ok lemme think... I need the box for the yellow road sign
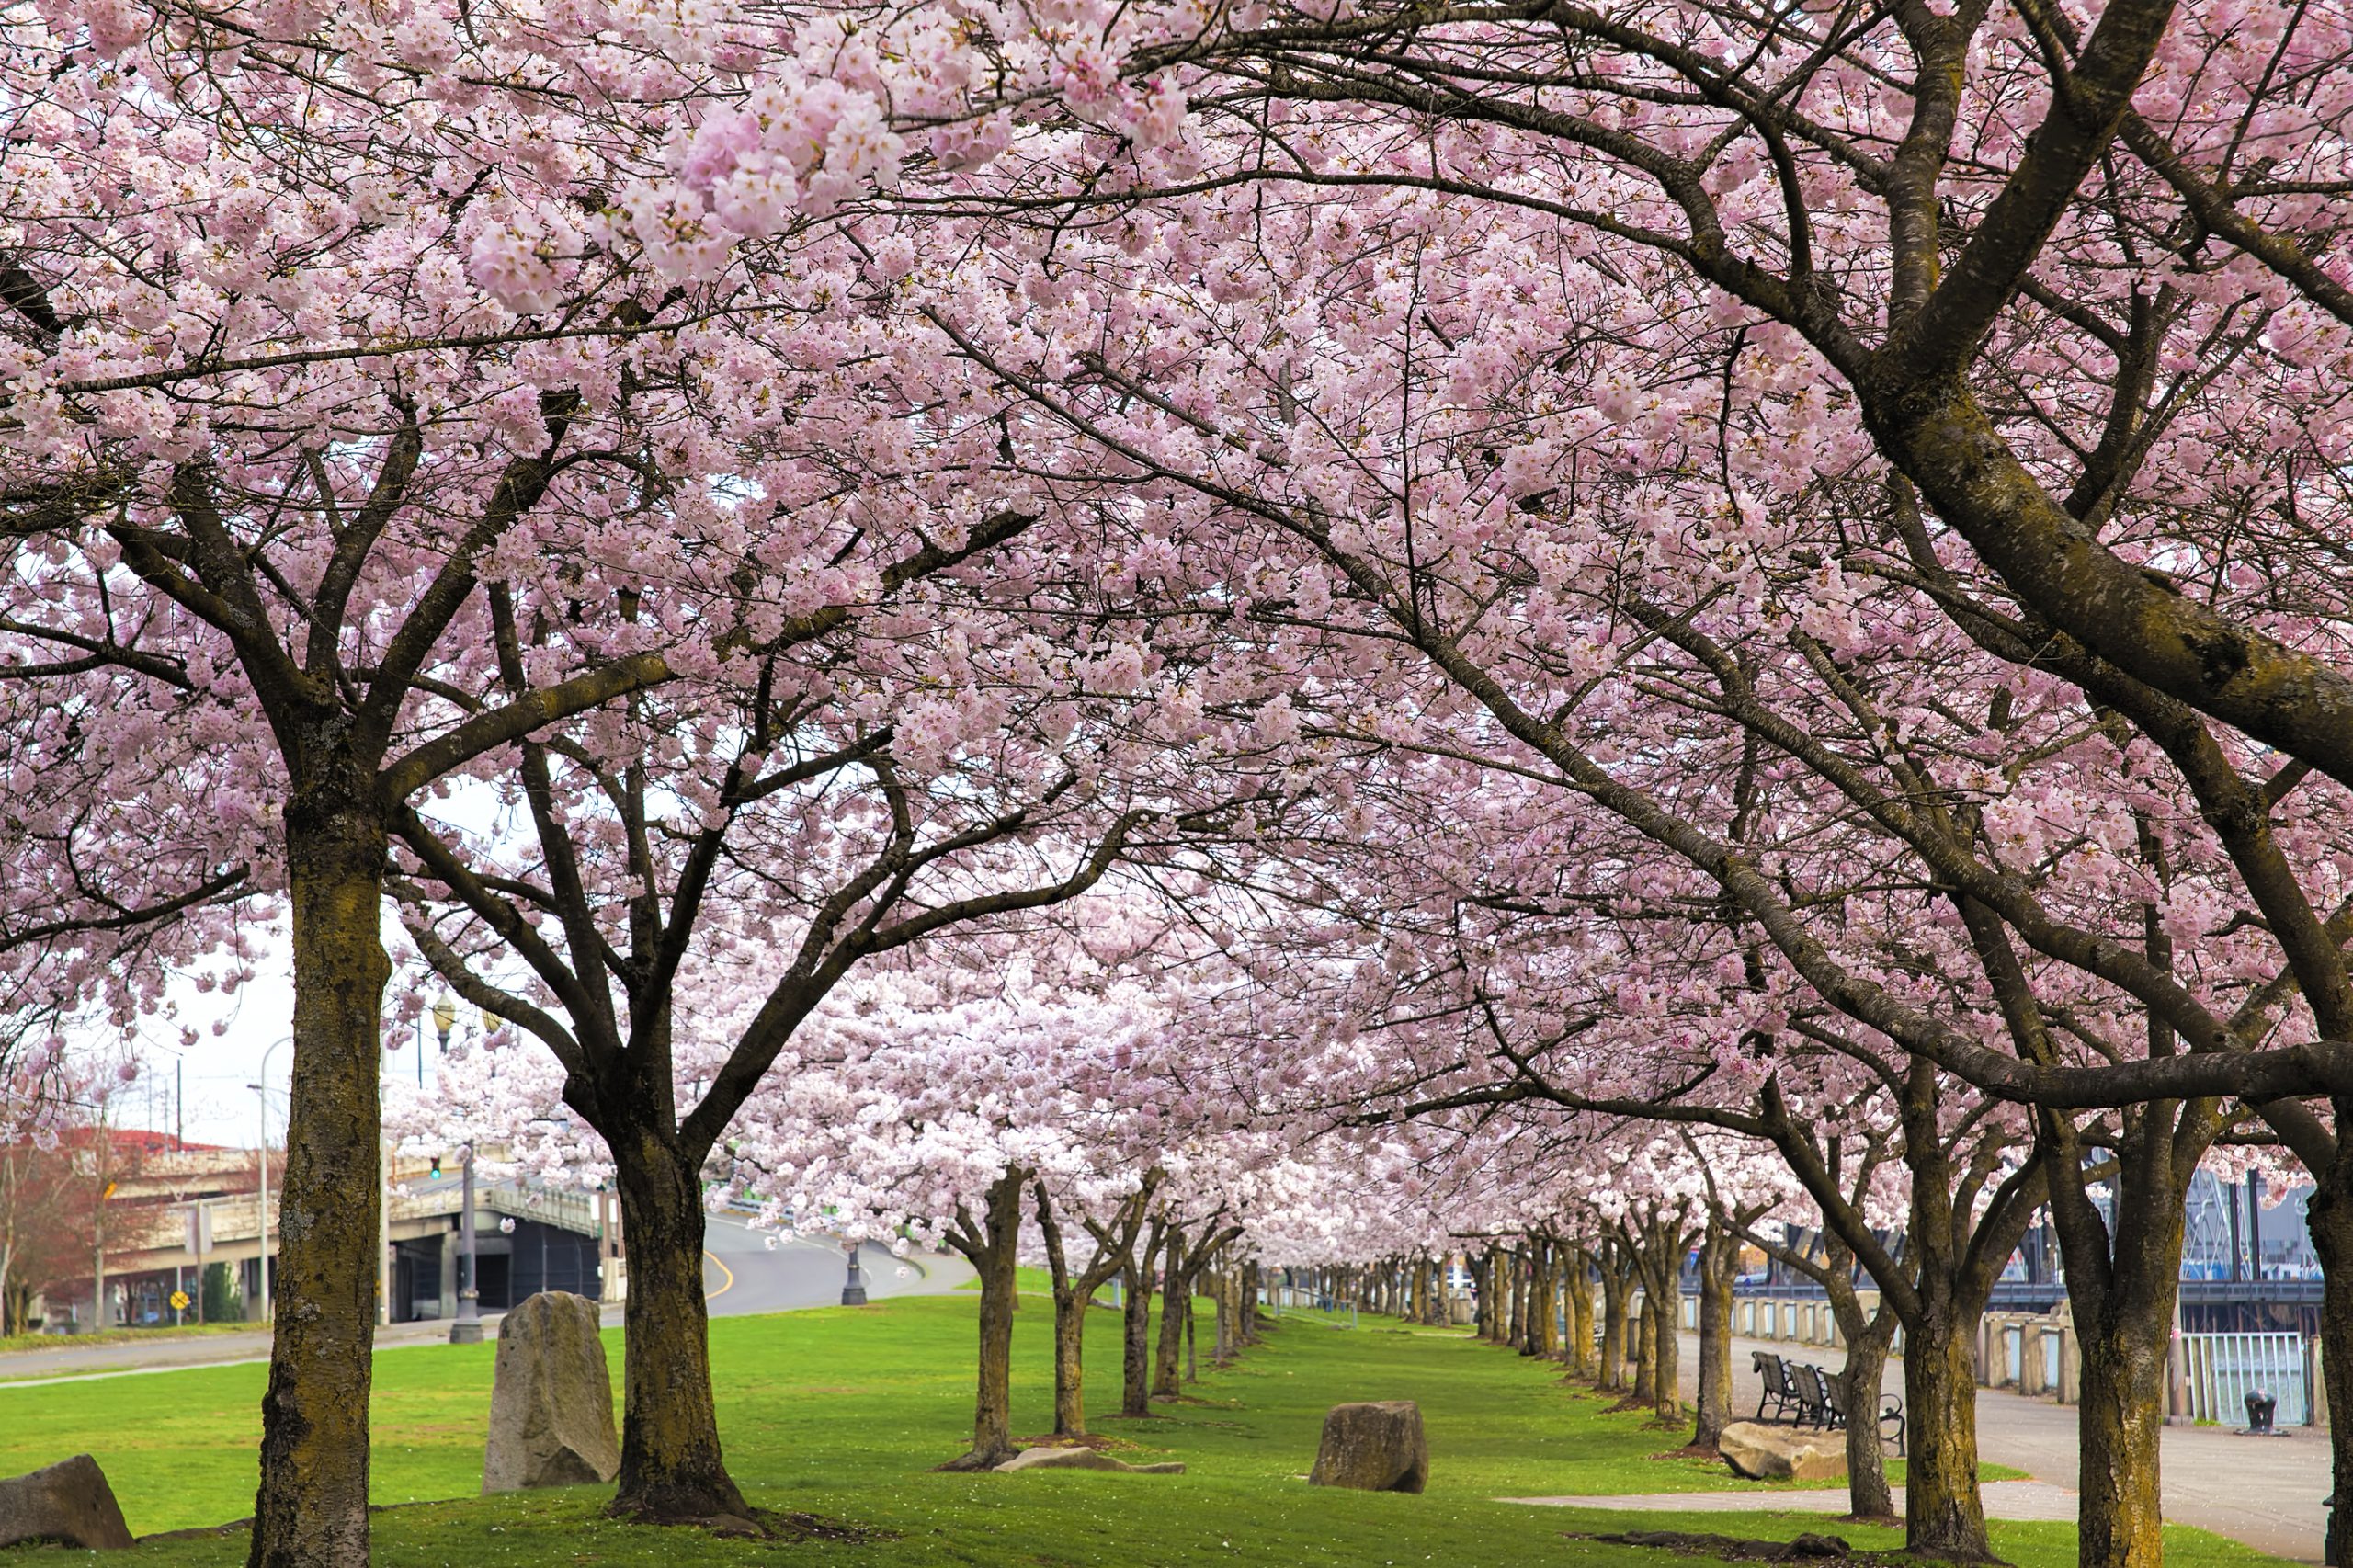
[169,1290,190,1312]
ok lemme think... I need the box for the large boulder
[1719,1422,1847,1483]
[0,1454,135,1550]
[1307,1401,1427,1494]
[995,1446,1184,1475]
[483,1291,621,1493]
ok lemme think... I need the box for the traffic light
[430,1154,443,1178]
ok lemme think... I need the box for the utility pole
[90,1114,108,1333]
[248,1037,287,1323]
[449,1145,482,1344]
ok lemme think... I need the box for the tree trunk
[1650,1287,1680,1424]
[1514,1251,1534,1350]
[2311,1173,2353,1568]
[1567,1250,1597,1376]
[1050,1283,1087,1437]
[1526,1242,1556,1357]
[1691,1226,1735,1451]
[1185,1282,1198,1381]
[1153,1231,1186,1398]
[607,1131,745,1522]
[1838,1323,1898,1521]
[2073,1281,2172,1568]
[1903,1301,1994,1562]
[942,1172,1024,1471]
[1597,1258,1632,1392]
[247,804,390,1568]
[1031,1182,1105,1439]
[2042,1110,2196,1568]
[1120,1224,1160,1418]
[1632,1297,1657,1403]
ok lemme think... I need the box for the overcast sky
[123,915,460,1151]
[119,792,508,1149]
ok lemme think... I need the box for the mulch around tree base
[1571,1529,1892,1566]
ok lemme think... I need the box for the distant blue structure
[1731,1169,2320,1335]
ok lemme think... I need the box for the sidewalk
[0,1309,595,1387]
[1506,1478,2084,1522]
[1677,1328,2328,1562]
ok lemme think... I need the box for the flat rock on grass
[1719,1422,1846,1483]
[0,1454,135,1551]
[995,1447,1184,1475]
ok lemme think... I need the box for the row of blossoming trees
[7,0,2353,1562]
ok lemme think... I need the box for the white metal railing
[2181,1331,2309,1426]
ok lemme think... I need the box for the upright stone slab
[1307,1401,1427,1494]
[483,1291,621,1493]
[0,1454,135,1550]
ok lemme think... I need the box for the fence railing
[2180,1330,2309,1426]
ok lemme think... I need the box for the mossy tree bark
[608,1131,745,1521]
[1566,1247,1597,1377]
[1690,1221,1738,1451]
[1631,1291,1657,1404]
[2311,1172,2353,1568]
[1120,1217,1164,1418]
[250,798,391,1568]
[1647,1284,1679,1425]
[1514,1248,1535,1351]
[1524,1240,1557,1357]
[1595,1242,1635,1392]
[1153,1226,1188,1398]
[1836,1324,1898,1521]
[1035,1174,1159,1438]
[1902,1291,1991,1560]
[1625,1209,1695,1425]
[2029,1024,2215,1568]
[941,1170,1026,1471]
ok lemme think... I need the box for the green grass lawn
[0,1293,2293,1568]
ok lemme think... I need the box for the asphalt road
[0,1217,972,1387]
[699,1216,969,1313]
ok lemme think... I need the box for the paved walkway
[1672,1329,2329,1562]
[1505,1478,2084,1522]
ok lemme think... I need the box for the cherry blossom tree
[0,1,979,1553]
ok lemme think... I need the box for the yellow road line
[704,1249,735,1301]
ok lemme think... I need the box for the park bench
[1810,1363,1909,1456]
[1751,1351,1800,1422]
[1789,1361,1836,1429]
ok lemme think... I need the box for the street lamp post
[247,1036,289,1324]
[841,1240,869,1307]
[449,1143,482,1344]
